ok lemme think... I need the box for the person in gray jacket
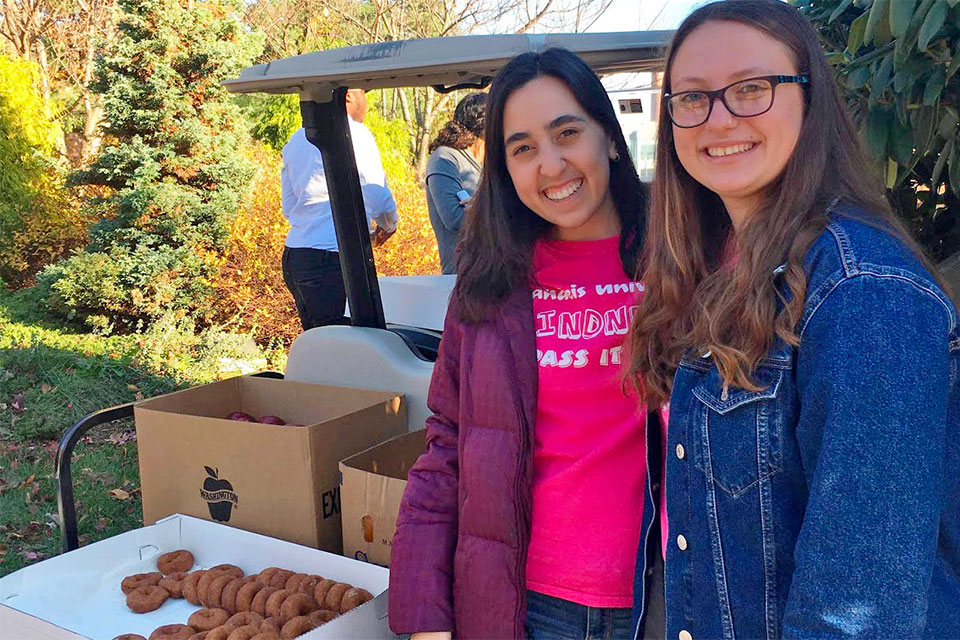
[425,92,486,274]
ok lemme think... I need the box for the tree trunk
[78,5,110,165]
[35,38,51,118]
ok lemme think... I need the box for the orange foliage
[372,153,442,277]
[210,145,299,344]
[211,143,439,345]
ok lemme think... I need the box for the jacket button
[679,631,693,640]
[677,534,688,551]
[676,443,685,459]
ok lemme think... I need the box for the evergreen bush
[41,0,263,328]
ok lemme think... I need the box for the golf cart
[52,30,671,559]
[222,30,673,424]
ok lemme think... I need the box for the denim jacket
[631,204,960,639]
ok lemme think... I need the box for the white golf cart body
[223,32,672,431]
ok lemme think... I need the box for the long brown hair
[627,0,944,407]
[456,48,648,323]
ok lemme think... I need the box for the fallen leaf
[126,384,140,392]
[82,469,115,485]
[40,383,52,394]
[109,488,130,500]
[10,393,25,415]
[107,432,135,446]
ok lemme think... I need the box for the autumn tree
[244,0,614,176]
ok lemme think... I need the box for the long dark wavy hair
[428,92,486,153]
[455,47,648,323]
[627,0,950,407]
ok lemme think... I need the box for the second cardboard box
[340,430,426,566]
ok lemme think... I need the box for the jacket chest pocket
[683,359,787,497]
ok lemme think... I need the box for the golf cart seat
[284,325,435,432]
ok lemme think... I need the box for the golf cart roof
[223,31,672,99]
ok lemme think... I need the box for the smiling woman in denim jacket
[627,1,960,639]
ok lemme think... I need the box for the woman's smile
[542,177,584,202]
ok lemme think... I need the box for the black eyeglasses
[663,75,809,128]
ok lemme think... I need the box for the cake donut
[156,550,194,575]
[189,608,230,631]
[126,584,169,613]
[121,572,163,595]
[149,625,194,640]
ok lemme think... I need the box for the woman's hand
[410,633,452,640]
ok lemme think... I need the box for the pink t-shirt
[524,235,648,608]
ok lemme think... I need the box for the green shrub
[799,0,960,261]
[41,0,263,328]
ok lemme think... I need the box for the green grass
[1,287,184,441]
[0,427,142,577]
[0,286,283,578]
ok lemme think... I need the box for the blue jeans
[525,591,634,640]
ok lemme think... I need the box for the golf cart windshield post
[301,87,387,329]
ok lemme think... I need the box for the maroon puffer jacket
[389,287,537,639]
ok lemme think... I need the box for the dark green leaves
[890,0,917,38]
[870,53,894,103]
[924,65,947,104]
[830,0,856,23]
[848,11,869,52]
[918,0,948,50]
[865,0,891,45]
[865,107,891,158]
[806,0,960,262]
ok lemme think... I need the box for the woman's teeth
[706,142,756,157]
[544,179,583,201]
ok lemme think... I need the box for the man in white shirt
[281,89,398,329]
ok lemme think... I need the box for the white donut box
[0,514,399,640]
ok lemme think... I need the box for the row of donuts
[115,550,374,640]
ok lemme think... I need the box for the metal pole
[299,88,386,329]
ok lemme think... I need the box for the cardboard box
[0,514,400,639]
[340,430,426,566]
[135,376,406,553]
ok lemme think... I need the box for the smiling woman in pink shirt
[389,48,666,640]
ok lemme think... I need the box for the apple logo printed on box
[200,466,239,522]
